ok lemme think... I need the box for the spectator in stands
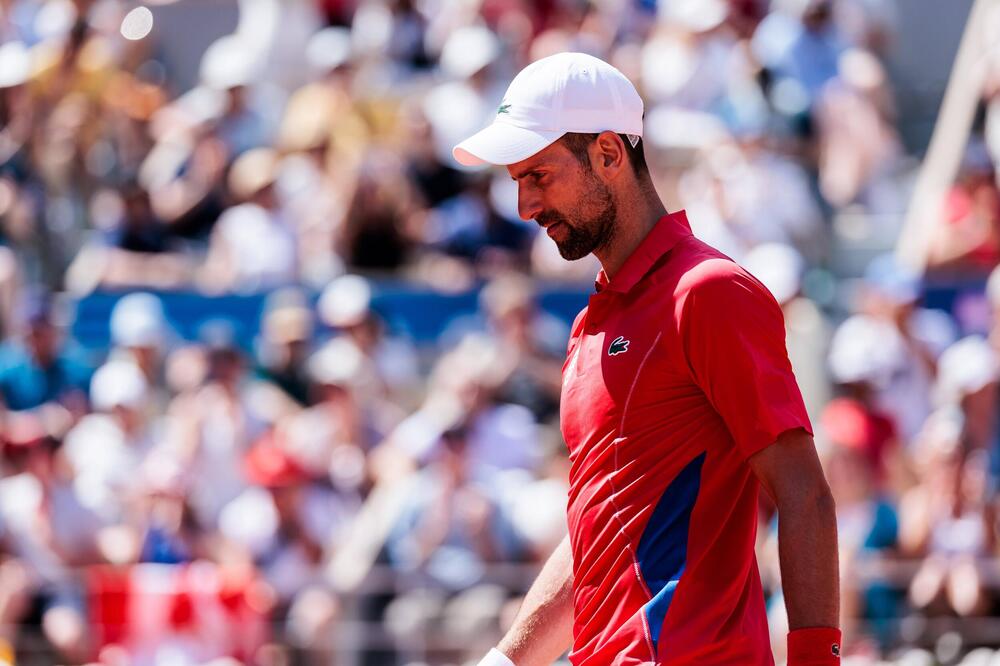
[902,338,1000,619]
[172,321,274,529]
[836,0,899,56]
[107,291,173,412]
[826,312,917,500]
[109,181,171,255]
[501,426,570,561]
[424,24,503,155]
[350,0,430,72]
[198,35,273,158]
[0,412,98,663]
[340,153,423,271]
[285,336,368,485]
[821,403,902,651]
[935,337,1000,462]
[478,272,565,422]
[62,358,154,524]
[762,0,845,108]
[256,289,315,408]
[640,0,735,112]
[383,425,524,658]
[218,439,349,660]
[902,443,996,619]
[677,132,823,260]
[72,181,192,291]
[317,273,420,413]
[0,292,91,415]
[276,26,360,287]
[855,254,957,443]
[199,148,298,293]
[926,143,1000,276]
[0,41,33,174]
[134,453,199,566]
[814,49,903,211]
[141,119,231,243]
[389,334,540,474]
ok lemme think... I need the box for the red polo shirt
[560,211,811,665]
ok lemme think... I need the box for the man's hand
[492,535,574,666]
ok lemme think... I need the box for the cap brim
[453,122,565,167]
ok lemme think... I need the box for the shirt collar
[594,210,693,294]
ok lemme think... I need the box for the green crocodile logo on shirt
[497,103,511,115]
[608,336,630,356]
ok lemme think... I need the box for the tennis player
[454,53,841,666]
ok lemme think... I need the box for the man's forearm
[496,535,575,666]
[777,484,840,630]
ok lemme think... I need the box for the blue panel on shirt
[637,451,706,650]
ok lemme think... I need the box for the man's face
[27,320,57,365]
[507,138,617,261]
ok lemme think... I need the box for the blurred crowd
[2,0,1000,664]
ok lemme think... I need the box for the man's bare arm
[748,428,840,630]
[493,535,575,666]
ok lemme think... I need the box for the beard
[536,175,617,261]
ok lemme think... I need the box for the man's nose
[517,185,542,222]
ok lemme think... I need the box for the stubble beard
[539,175,618,261]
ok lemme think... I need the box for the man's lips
[545,222,564,238]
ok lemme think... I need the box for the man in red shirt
[454,52,840,665]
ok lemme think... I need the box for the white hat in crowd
[440,25,500,80]
[110,292,168,349]
[743,243,805,306]
[200,35,261,90]
[306,27,353,74]
[91,359,148,412]
[659,0,729,33]
[453,52,644,166]
[308,336,364,387]
[0,42,30,89]
[827,314,905,388]
[318,275,372,328]
[936,336,1000,403]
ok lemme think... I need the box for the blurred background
[0,0,999,664]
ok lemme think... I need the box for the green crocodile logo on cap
[497,103,511,115]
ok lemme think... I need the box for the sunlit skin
[506,131,667,279]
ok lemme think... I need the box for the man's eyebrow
[510,166,545,181]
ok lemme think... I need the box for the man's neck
[594,191,668,279]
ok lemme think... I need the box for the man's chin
[555,242,592,261]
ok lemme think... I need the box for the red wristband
[787,627,842,665]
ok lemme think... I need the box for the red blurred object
[1,412,47,449]
[244,435,309,488]
[941,183,1000,269]
[316,0,356,26]
[820,397,896,480]
[88,563,270,662]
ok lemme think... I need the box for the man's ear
[591,131,626,178]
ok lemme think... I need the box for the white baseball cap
[453,52,644,167]
[936,336,1000,402]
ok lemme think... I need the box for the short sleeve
[680,264,812,459]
